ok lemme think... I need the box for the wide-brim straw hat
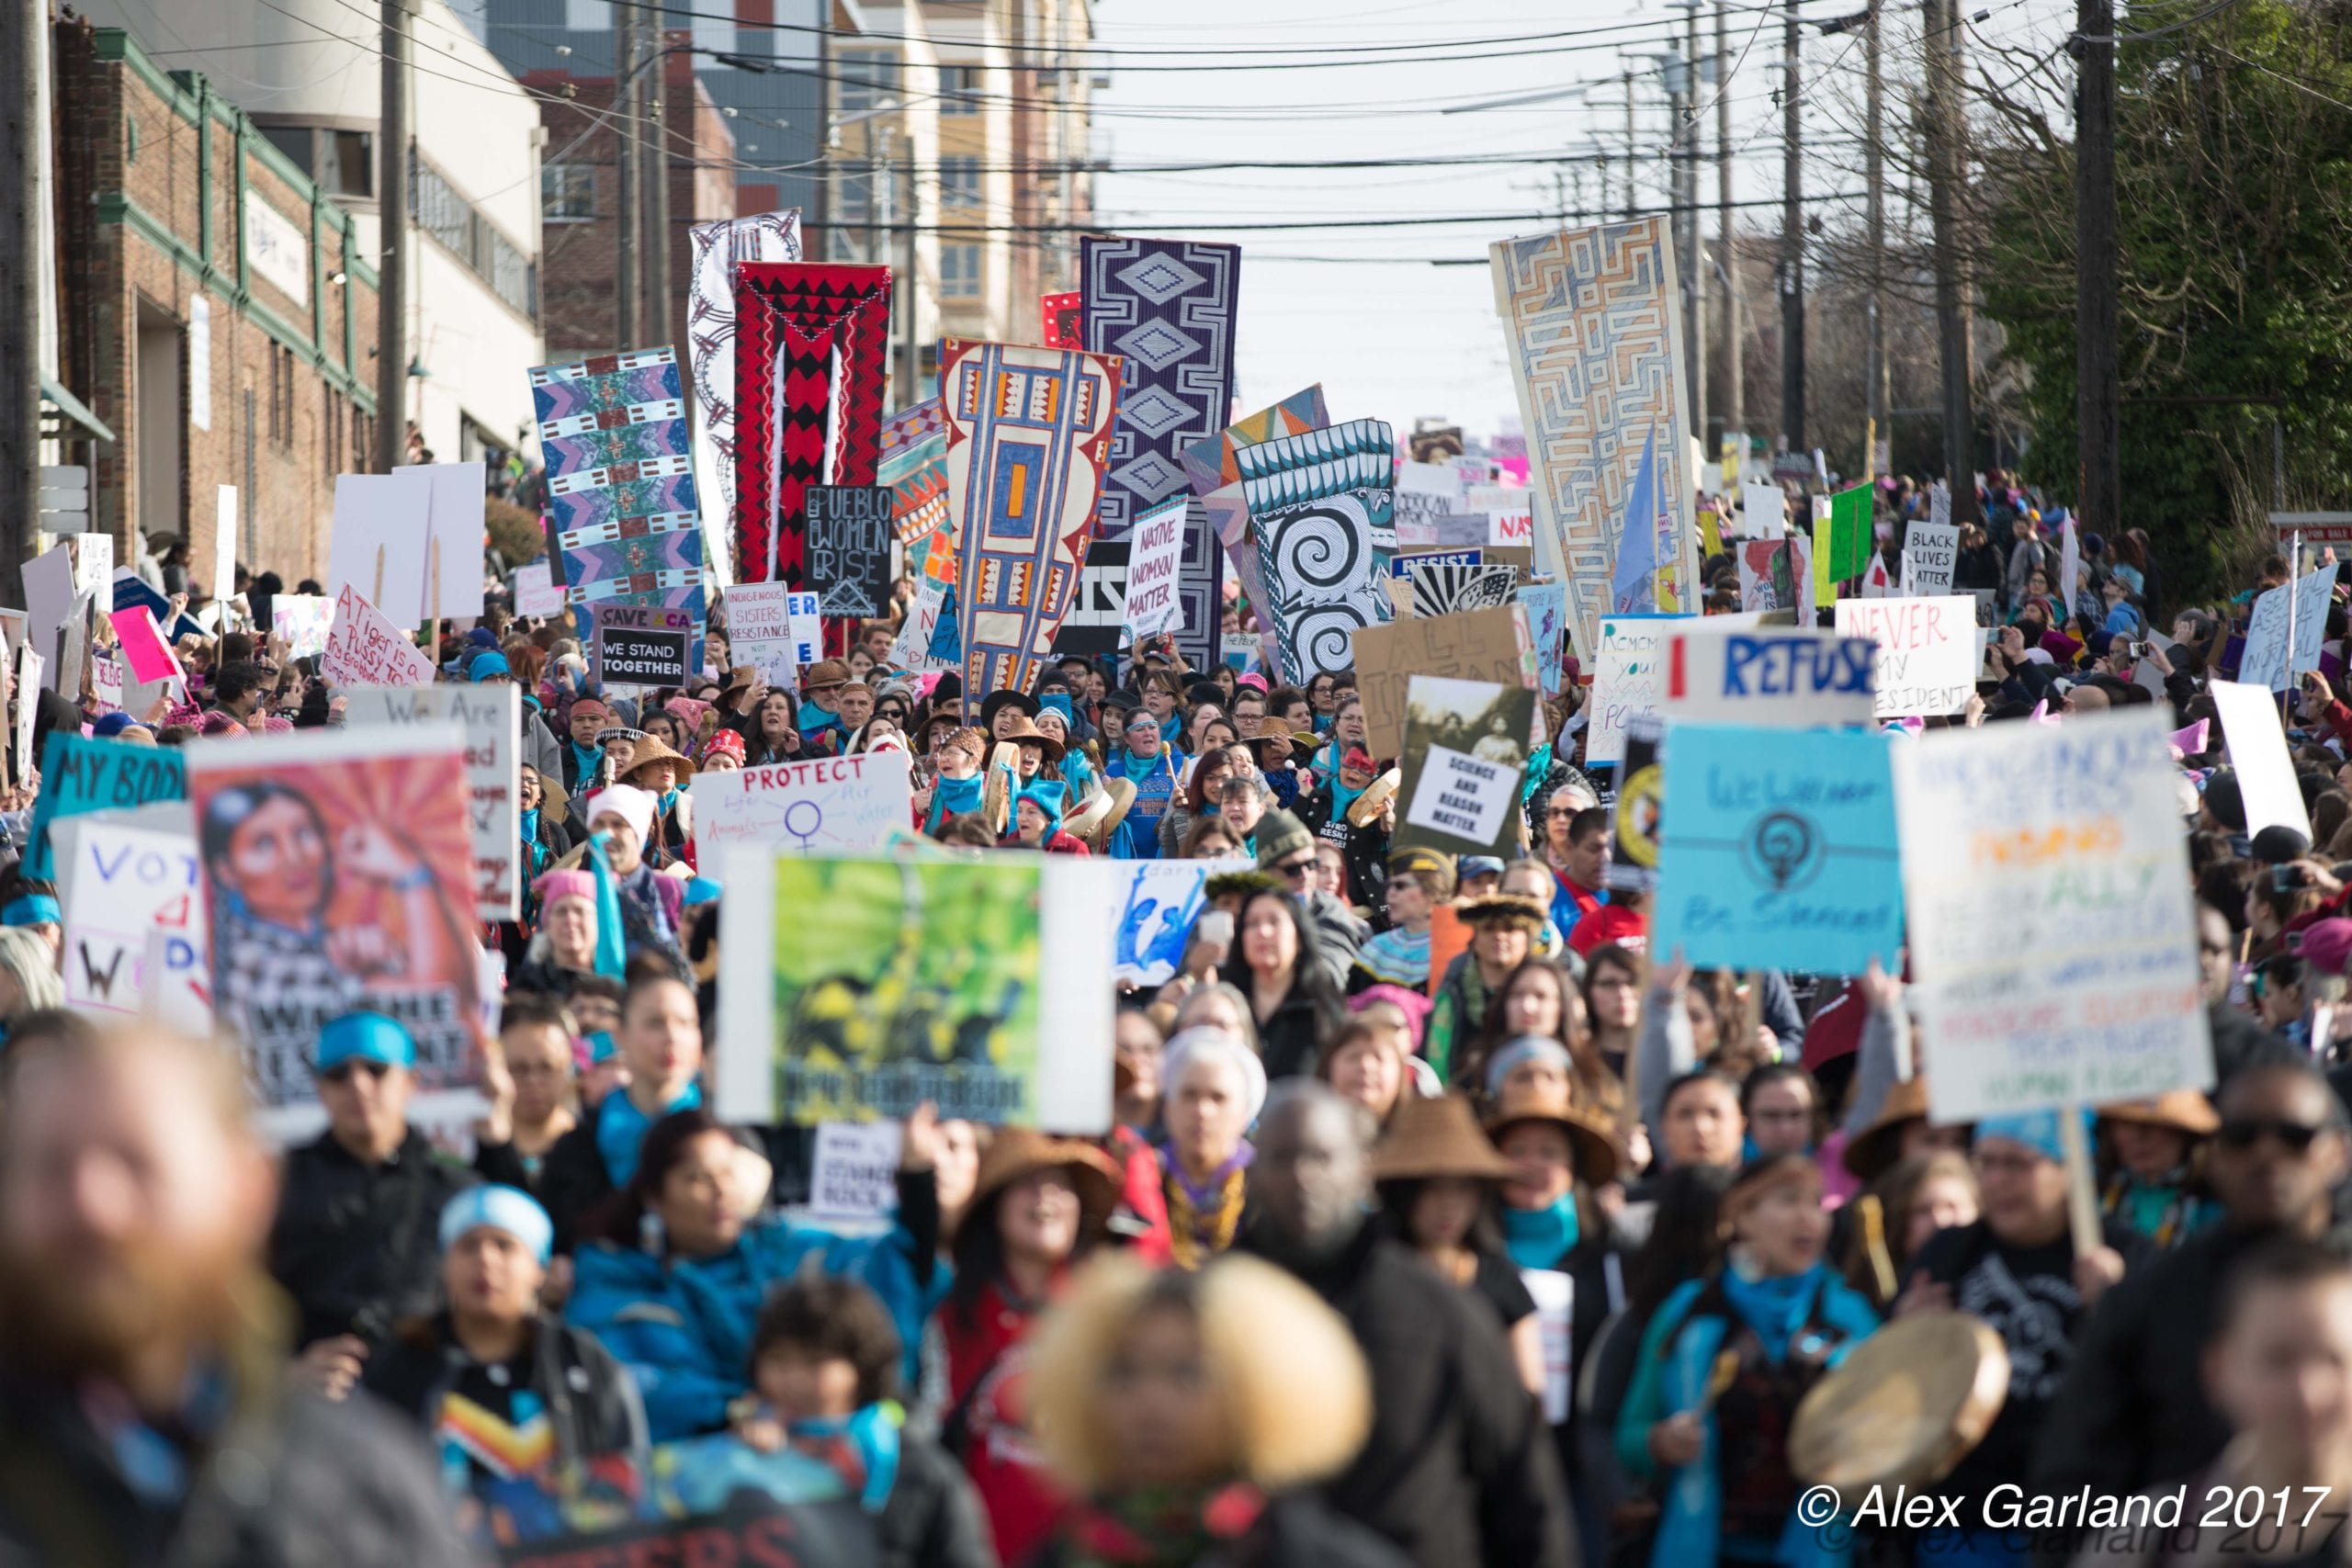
[617,732,697,783]
[1484,1083,1622,1187]
[1843,1075,1939,1182]
[1373,1093,1519,1183]
[1455,893,1550,931]
[2098,1088,2219,1137]
[960,1128,1122,1242]
[994,714,1067,761]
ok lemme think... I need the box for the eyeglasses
[1273,856,1316,881]
[2218,1118,2329,1154]
[319,1059,392,1086]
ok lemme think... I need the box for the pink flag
[107,607,183,686]
[2171,718,2210,757]
[2030,698,2063,728]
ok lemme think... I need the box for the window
[319,130,373,199]
[268,344,295,450]
[413,156,538,319]
[840,50,899,115]
[541,162,596,223]
[323,386,343,477]
[939,153,981,207]
[940,242,981,299]
[940,63,981,116]
[259,124,310,172]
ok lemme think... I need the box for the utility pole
[615,3,639,351]
[1780,0,1805,450]
[1923,0,1982,521]
[1684,3,1707,443]
[2,0,40,577]
[900,137,920,403]
[1865,0,1888,479]
[2075,0,2120,536]
[645,12,672,352]
[1623,69,1637,220]
[1718,0,1743,457]
[375,0,410,471]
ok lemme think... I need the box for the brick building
[53,19,381,585]
[532,46,738,362]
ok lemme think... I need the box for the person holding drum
[1615,1153,1881,1567]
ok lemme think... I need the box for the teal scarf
[594,1079,702,1188]
[567,738,602,782]
[1502,1197,1579,1269]
[1719,1258,1829,1362]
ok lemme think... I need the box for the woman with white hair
[0,927,62,1043]
[1154,1028,1268,1270]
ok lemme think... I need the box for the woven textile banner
[528,347,707,652]
[941,339,1125,700]
[732,263,893,588]
[685,209,801,528]
[1241,419,1396,684]
[1490,220,1697,661]
[1080,238,1239,670]
[877,399,954,588]
[1181,385,1329,667]
[1041,290,1082,349]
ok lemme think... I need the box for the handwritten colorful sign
[1660,625,1877,728]
[1834,595,1976,717]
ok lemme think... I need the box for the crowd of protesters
[8,461,2352,1568]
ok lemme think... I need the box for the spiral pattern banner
[1255,492,1392,684]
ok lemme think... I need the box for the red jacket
[942,1276,1068,1566]
[1567,902,1647,958]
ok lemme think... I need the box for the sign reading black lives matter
[807,484,896,619]
[1393,672,1539,859]
[590,603,693,687]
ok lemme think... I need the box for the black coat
[534,1118,619,1258]
[873,1433,998,1568]
[268,1130,477,1350]
[1028,1492,1410,1568]
[1235,1224,1577,1568]
[360,1312,646,1471]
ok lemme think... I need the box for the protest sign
[1904,521,1959,597]
[326,470,433,627]
[24,734,187,880]
[1835,595,1976,717]
[1123,496,1187,642]
[889,584,953,671]
[2238,561,2340,692]
[1351,604,1534,757]
[1408,561,1518,619]
[1392,548,1483,579]
[1736,533,1813,619]
[491,1495,875,1568]
[1660,624,1877,728]
[70,533,113,603]
[1652,721,1901,974]
[107,605,182,686]
[323,584,435,689]
[1608,718,1664,894]
[392,459,489,619]
[806,484,896,619]
[512,559,564,618]
[1394,460,1464,550]
[1518,581,1568,699]
[1588,615,1682,767]
[805,1122,906,1224]
[272,593,332,660]
[1741,480,1786,537]
[727,581,820,685]
[1396,675,1537,858]
[1892,708,2213,1122]
[1488,509,1533,547]
[1113,860,1211,987]
[60,820,203,1017]
[2211,678,2313,840]
[714,852,1114,1132]
[591,603,694,687]
[22,540,73,686]
[187,727,483,1141]
[90,652,122,716]
[344,684,523,920]
[689,750,914,862]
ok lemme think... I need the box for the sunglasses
[2217,1118,2329,1154]
[320,1059,392,1086]
[1273,856,1316,880]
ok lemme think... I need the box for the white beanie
[587,783,657,842]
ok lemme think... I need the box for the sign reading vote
[1652,722,1902,975]
[1662,624,1876,728]
[592,603,693,686]
[23,733,187,880]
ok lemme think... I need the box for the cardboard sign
[689,750,914,862]
[327,470,434,627]
[1589,615,1684,767]
[513,559,565,618]
[1395,675,1536,858]
[805,1122,906,1224]
[714,852,1115,1132]
[1352,604,1535,758]
[344,684,524,920]
[323,584,435,689]
[22,540,74,687]
[1660,625,1877,728]
[60,821,202,1016]
[2238,561,2340,692]
[806,484,895,619]
[727,582,820,686]
[1835,595,1976,717]
[392,459,490,620]
[1122,496,1187,641]
[1652,721,1901,974]
[23,734,187,880]
[592,603,694,688]
[1894,708,2213,1122]
[187,726,483,1143]
[2211,678,2313,840]
[1903,521,1959,597]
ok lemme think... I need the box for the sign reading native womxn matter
[1651,722,1902,975]
[1660,624,1877,728]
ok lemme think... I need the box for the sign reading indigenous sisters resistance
[187,728,483,1140]
[714,853,1114,1132]
[1891,708,2213,1124]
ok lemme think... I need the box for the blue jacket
[566,1213,947,1442]
[1615,1265,1880,1568]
